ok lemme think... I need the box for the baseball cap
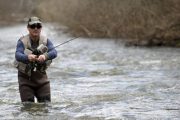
[28,17,42,25]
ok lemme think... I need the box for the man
[14,17,57,102]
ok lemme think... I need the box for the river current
[0,24,180,119]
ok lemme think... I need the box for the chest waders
[15,34,51,102]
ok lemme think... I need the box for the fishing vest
[14,34,52,77]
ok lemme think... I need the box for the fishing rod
[49,13,132,51]
[29,17,123,76]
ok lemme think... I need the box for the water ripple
[0,24,180,119]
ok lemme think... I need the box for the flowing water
[0,24,180,119]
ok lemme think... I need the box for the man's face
[27,23,42,38]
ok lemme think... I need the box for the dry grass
[34,0,180,46]
[1,0,180,46]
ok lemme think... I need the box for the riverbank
[124,24,180,47]
[1,20,180,47]
[34,0,180,47]
[1,0,180,47]
[0,21,16,27]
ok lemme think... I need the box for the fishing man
[14,17,57,102]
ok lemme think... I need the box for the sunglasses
[29,23,42,29]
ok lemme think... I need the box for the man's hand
[28,54,37,62]
[36,55,46,62]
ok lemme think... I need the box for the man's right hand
[28,54,37,62]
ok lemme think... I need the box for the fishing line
[49,13,134,51]
[18,11,139,77]
[142,0,154,25]
[133,12,138,46]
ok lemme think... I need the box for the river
[0,24,180,119]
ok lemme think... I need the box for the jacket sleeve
[46,39,57,60]
[15,40,29,62]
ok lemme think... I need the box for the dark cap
[28,17,42,25]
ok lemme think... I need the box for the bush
[1,0,180,46]
[34,0,180,46]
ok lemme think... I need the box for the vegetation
[1,0,180,47]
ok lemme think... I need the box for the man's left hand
[37,55,46,62]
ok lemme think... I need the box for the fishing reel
[25,44,48,72]
[36,44,48,55]
[26,44,48,55]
